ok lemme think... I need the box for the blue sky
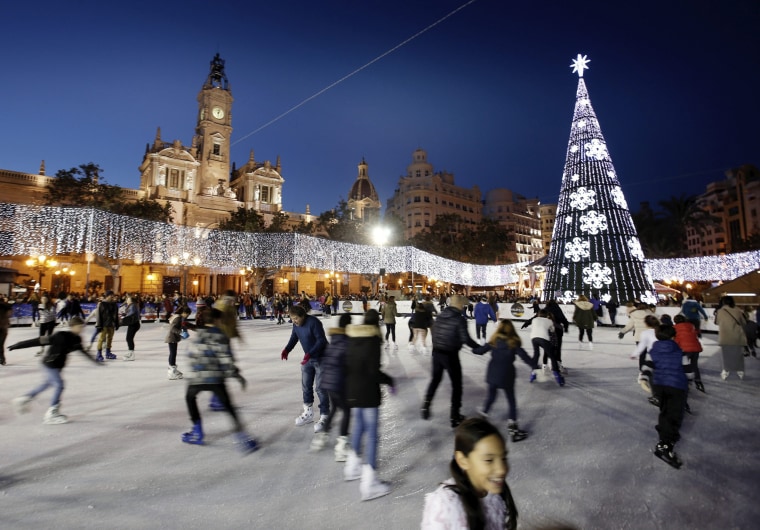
[3,0,758,217]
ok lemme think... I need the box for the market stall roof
[700,269,760,304]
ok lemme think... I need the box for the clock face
[212,107,224,119]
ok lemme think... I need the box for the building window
[213,143,221,156]
[260,186,270,203]
[415,170,421,177]
[169,169,181,189]
[424,196,430,202]
[414,196,421,203]
[415,221,421,227]
[424,220,430,227]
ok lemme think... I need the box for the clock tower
[195,53,233,194]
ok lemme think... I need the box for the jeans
[28,365,64,407]
[483,382,517,421]
[301,358,329,415]
[352,407,379,469]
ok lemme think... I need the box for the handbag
[180,329,190,340]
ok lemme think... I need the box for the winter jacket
[620,308,654,341]
[320,328,348,394]
[474,301,496,325]
[473,339,536,389]
[430,306,480,355]
[95,301,119,329]
[213,298,240,339]
[421,478,509,530]
[715,306,747,346]
[9,331,97,369]
[529,316,554,341]
[681,300,708,321]
[165,314,184,343]
[545,302,569,331]
[572,301,596,329]
[38,305,57,324]
[381,301,399,324]
[185,326,238,385]
[640,339,691,391]
[284,314,328,359]
[411,303,434,329]
[345,324,393,408]
[673,322,702,353]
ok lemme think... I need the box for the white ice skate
[12,396,32,415]
[314,414,328,433]
[360,464,391,501]
[43,405,68,425]
[309,432,328,452]
[123,351,135,361]
[295,404,314,426]
[167,366,183,380]
[344,450,362,481]
[334,436,349,462]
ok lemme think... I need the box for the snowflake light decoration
[579,211,608,234]
[583,262,613,289]
[628,238,645,261]
[577,119,586,129]
[611,186,628,208]
[565,215,573,224]
[564,237,590,262]
[560,266,569,275]
[569,187,596,210]
[570,54,590,77]
[570,145,579,153]
[584,139,609,161]
[571,173,580,182]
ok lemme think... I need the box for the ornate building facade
[482,189,543,263]
[346,158,381,221]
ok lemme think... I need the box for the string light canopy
[544,55,656,303]
[0,203,755,291]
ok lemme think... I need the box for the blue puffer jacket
[320,328,348,394]
[284,315,328,359]
[640,339,691,391]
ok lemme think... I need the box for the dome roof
[349,177,379,202]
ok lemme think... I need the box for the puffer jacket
[640,339,691,391]
[381,301,399,324]
[673,322,702,353]
[572,301,596,329]
[430,306,479,354]
[320,328,348,394]
[185,326,238,385]
[345,324,393,408]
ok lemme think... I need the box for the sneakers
[314,414,328,433]
[309,432,329,452]
[360,464,391,501]
[181,422,204,445]
[167,366,183,380]
[43,405,68,425]
[507,421,528,442]
[123,351,135,361]
[334,435,349,462]
[12,396,32,415]
[721,370,729,380]
[344,450,362,481]
[654,441,682,469]
[295,404,314,426]
[552,371,565,387]
[421,400,431,420]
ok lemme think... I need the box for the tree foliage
[45,163,173,223]
[410,214,510,264]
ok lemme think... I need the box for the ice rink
[2,314,758,529]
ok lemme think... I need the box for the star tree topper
[571,54,590,77]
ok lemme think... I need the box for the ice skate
[167,366,183,380]
[43,405,68,425]
[654,441,682,469]
[295,404,314,426]
[542,364,550,374]
[392,342,398,351]
[552,371,565,387]
[123,350,135,361]
[95,351,104,362]
[450,412,465,428]
[309,432,329,452]
[421,400,431,420]
[558,362,568,375]
[105,350,117,360]
[209,394,227,411]
[695,380,705,393]
[236,432,259,454]
[737,371,744,380]
[648,395,661,407]
[334,435,349,462]
[344,450,362,481]
[588,342,594,351]
[360,464,391,501]
[313,414,328,433]
[507,421,528,442]
[181,422,204,445]
[721,370,729,380]
[12,396,32,415]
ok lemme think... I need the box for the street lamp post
[25,253,58,293]
[372,225,391,297]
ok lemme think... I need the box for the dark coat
[320,328,348,394]
[345,324,393,408]
[640,339,691,391]
[9,331,97,369]
[473,339,536,389]
[430,306,479,354]
[411,303,433,329]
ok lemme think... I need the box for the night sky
[3,0,759,218]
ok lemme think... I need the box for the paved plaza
[1,316,758,529]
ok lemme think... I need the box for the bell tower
[195,53,234,193]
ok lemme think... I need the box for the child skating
[10,316,101,424]
[165,306,192,380]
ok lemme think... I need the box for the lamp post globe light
[25,253,59,293]
[372,225,391,295]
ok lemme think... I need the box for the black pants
[186,383,242,431]
[578,328,593,342]
[126,322,140,350]
[385,323,396,342]
[325,391,350,436]
[0,328,7,363]
[476,323,488,339]
[424,351,463,416]
[652,384,686,445]
[532,337,558,371]
[168,342,178,366]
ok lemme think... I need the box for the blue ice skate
[182,422,204,445]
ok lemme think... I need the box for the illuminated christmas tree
[544,54,656,304]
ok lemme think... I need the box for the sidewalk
[1,318,758,529]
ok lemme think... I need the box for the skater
[743,308,757,358]
[411,296,435,354]
[473,319,538,442]
[629,315,660,362]
[37,295,57,356]
[473,296,497,344]
[673,314,705,392]
[280,305,329,430]
[605,298,620,326]
[181,308,257,453]
[0,300,13,365]
[165,306,192,380]
[121,294,141,361]
[313,313,352,458]
[572,295,596,349]
[10,317,100,424]
[680,295,709,337]
[528,310,563,385]
[421,295,480,428]
[343,309,395,501]
[544,299,570,372]
[380,295,399,349]
[95,291,120,361]
[638,325,692,469]
[714,296,747,380]
[421,417,518,530]
[619,302,655,346]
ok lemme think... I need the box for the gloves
[300,353,311,365]
[618,332,624,339]
[281,349,289,361]
[638,376,651,393]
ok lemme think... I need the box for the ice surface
[2,316,758,529]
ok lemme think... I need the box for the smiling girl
[421,417,517,530]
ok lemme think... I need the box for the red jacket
[674,322,702,353]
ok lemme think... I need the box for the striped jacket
[185,326,238,385]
